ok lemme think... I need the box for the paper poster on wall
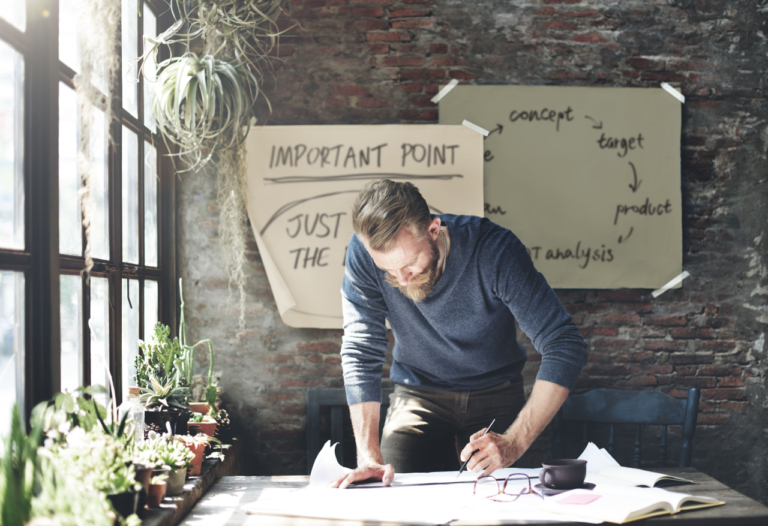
[439,85,682,289]
[244,125,484,328]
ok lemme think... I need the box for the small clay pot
[188,402,210,414]
[165,468,186,496]
[197,421,217,437]
[147,481,167,508]
[185,441,207,476]
[133,463,154,513]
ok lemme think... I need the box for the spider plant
[153,52,260,170]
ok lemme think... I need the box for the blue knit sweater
[340,214,588,405]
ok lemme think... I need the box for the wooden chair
[306,387,395,474]
[552,387,700,468]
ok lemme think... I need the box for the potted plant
[187,412,218,437]
[146,474,167,508]
[133,430,195,496]
[175,434,210,476]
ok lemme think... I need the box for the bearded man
[332,180,588,488]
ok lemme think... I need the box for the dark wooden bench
[306,387,394,474]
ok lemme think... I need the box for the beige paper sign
[244,125,484,328]
[439,85,682,289]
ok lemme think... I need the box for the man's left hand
[460,430,522,477]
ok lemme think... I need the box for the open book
[579,442,694,488]
[546,485,725,524]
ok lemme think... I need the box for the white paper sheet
[578,442,621,472]
[308,441,352,487]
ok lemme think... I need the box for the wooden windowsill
[141,439,242,526]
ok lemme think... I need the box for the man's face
[364,220,442,302]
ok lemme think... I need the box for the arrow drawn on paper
[618,226,634,244]
[585,116,603,129]
[484,124,503,139]
[628,162,642,193]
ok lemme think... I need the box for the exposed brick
[401,82,423,93]
[573,33,608,43]
[429,43,448,54]
[409,96,435,107]
[338,6,384,16]
[265,392,300,402]
[430,57,468,67]
[696,340,737,352]
[280,404,306,415]
[644,315,688,326]
[701,388,746,401]
[591,339,631,351]
[421,109,438,120]
[643,340,687,352]
[719,376,745,387]
[720,401,749,413]
[392,19,435,29]
[698,413,730,425]
[602,314,641,326]
[675,376,717,388]
[542,20,578,30]
[305,354,321,363]
[670,328,714,339]
[615,351,654,362]
[623,376,658,386]
[674,365,698,376]
[356,98,391,108]
[258,429,303,441]
[647,364,674,374]
[448,70,475,79]
[348,19,389,31]
[281,378,327,388]
[325,356,342,365]
[400,109,421,120]
[297,341,340,354]
[366,31,412,42]
[389,7,431,17]
[400,68,445,80]
[670,353,714,365]
[698,365,742,376]
[368,44,389,54]
[382,56,424,67]
[333,85,369,97]
[592,327,618,337]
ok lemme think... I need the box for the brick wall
[177,0,768,503]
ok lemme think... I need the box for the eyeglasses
[472,473,544,503]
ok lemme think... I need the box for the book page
[600,465,693,487]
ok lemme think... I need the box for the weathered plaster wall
[177,0,768,503]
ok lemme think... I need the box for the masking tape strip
[431,79,459,103]
[661,82,685,103]
[652,271,690,298]
[462,120,489,136]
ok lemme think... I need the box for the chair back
[552,388,700,468]
[306,387,394,474]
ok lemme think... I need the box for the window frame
[0,0,177,422]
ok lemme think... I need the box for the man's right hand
[329,462,395,489]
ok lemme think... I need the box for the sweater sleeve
[340,235,390,405]
[489,229,588,390]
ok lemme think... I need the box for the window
[0,0,173,425]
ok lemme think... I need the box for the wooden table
[178,468,768,526]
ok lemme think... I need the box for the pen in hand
[456,418,496,478]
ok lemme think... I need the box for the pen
[456,418,496,478]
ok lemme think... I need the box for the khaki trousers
[380,379,527,473]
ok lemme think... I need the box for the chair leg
[633,425,642,468]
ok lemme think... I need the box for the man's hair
[351,180,431,251]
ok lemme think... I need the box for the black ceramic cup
[539,459,587,489]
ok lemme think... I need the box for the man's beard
[385,241,440,302]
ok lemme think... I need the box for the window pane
[144,141,158,266]
[59,0,80,72]
[122,278,139,398]
[60,275,82,393]
[0,41,24,249]
[59,84,81,256]
[0,271,24,437]
[1,0,26,32]
[142,4,157,131]
[144,279,158,338]
[122,0,138,116]
[89,108,109,260]
[122,126,138,263]
[90,277,109,407]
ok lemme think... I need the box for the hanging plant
[73,0,121,275]
[153,52,260,170]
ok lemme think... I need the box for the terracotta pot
[185,441,207,476]
[133,463,153,513]
[165,468,186,496]
[198,421,218,437]
[188,402,210,414]
[147,482,167,508]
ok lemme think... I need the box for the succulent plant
[140,376,189,411]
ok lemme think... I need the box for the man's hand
[329,462,395,489]
[460,430,522,478]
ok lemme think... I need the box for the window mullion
[25,0,62,417]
